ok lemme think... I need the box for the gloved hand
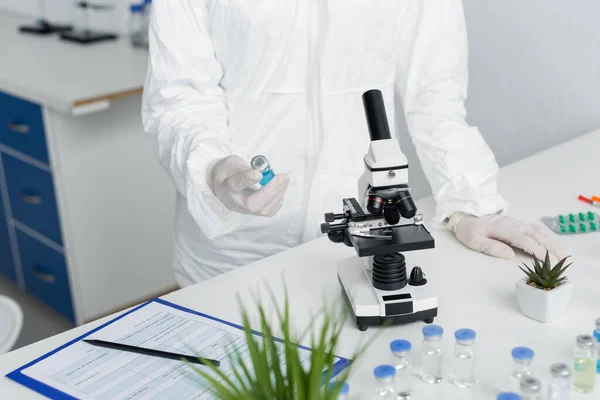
[449,213,567,261]
[207,155,289,217]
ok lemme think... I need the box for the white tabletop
[0,11,147,115]
[1,129,599,399]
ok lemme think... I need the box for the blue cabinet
[3,154,63,245]
[0,92,49,163]
[17,231,74,322]
[0,90,74,322]
[0,190,16,283]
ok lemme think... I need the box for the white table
[1,129,599,398]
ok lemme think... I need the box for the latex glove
[207,155,289,217]
[449,213,567,261]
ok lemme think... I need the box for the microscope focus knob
[409,266,427,286]
[325,213,336,222]
[321,223,332,233]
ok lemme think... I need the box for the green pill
[569,214,577,222]
[559,215,567,223]
[580,223,588,232]
[579,212,586,221]
[588,212,596,221]
[560,225,568,233]
[590,222,598,231]
[569,224,578,233]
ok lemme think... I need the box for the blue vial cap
[339,383,349,395]
[497,393,521,400]
[390,339,411,353]
[511,347,534,361]
[373,365,396,379]
[422,325,443,338]
[328,382,349,395]
[455,328,476,341]
[144,0,152,3]
[130,4,143,12]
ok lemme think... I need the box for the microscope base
[337,256,438,331]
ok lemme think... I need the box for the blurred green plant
[192,286,373,399]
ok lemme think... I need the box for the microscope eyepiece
[395,192,417,219]
[362,89,392,142]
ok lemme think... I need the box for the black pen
[83,339,220,367]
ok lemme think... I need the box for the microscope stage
[337,256,438,330]
[349,224,435,257]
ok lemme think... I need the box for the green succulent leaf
[518,252,573,289]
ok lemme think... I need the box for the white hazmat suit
[142,0,564,287]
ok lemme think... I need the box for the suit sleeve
[395,0,508,227]
[142,0,253,239]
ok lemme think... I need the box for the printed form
[20,301,314,399]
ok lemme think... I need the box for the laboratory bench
[0,11,177,325]
[1,129,598,398]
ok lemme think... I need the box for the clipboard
[6,298,351,399]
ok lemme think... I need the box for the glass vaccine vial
[390,339,413,398]
[452,328,476,388]
[547,363,571,400]
[572,334,596,393]
[510,347,534,392]
[421,325,444,384]
[250,155,275,185]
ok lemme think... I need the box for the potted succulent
[516,251,573,323]
[193,288,372,399]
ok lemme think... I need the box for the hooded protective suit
[142,0,508,287]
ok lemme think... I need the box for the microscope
[321,90,438,331]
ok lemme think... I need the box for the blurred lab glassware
[547,363,571,400]
[572,334,596,393]
[129,3,144,47]
[510,347,534,392]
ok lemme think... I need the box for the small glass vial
[142,0,152,47]
[510,347,534,392]
[520,377,542,400]
[328,382,349,399]
[390,339,413,398]
[572,334,596,393]
[594,317,600,373]
[421,325,444,384]
[547,363,571,400]
[373,365,396,399]
[451,328,476,388]
[129,4,145,48]
[497,393,522,400]
[250,155,275,185]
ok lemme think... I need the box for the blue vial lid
[130,4,143,12]
[390,339,411,353]
[339,383,349,395]
[511,347,534,361]
[422,325,443,338]
[328,382,349,395]
[373,365,396,379]
[144,0,151,3]
[497,393,521,400]
[455,328,476,341]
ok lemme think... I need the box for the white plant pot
[515,277,572,323]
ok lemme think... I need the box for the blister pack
[541,212,600,234]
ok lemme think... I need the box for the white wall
[401,0,600,199]
[3,0,599,200]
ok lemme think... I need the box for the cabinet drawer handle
[19,191,42,205]
[7,121,30,135]
[33,266,56,284]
